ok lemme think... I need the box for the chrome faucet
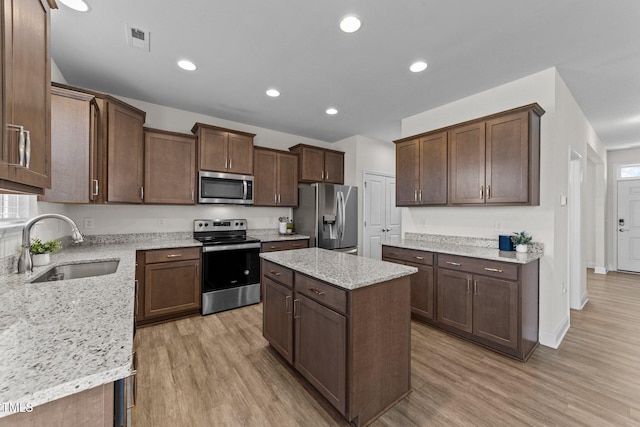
[18,214,84,273]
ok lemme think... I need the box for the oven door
[199,171,254,204]
[202,244,261,293]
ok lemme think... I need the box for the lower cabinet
[136,247,202,327]
[261,259,411,426]
[383,245,539,361]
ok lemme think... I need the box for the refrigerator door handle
[340,191,347,241]
[337,191,344,241]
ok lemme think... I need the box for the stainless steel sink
[31,260,119,283]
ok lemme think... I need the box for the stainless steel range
[194,219,261,315]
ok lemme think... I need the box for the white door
[617,179,640,272]
[363,172,402,259]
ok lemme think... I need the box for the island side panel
[521,259,540,359]
[347,276,412,426]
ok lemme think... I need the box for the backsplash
[404,232,544,254]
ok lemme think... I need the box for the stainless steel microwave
[198,171,254,205]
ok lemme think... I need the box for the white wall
[585,159,596,267]
[400,68,605,349]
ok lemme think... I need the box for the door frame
[611,163,640,272]
[568,148,586,310]
[362,171,398,259]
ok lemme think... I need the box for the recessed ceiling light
[340,15,361,33]
[410,61,428,73]
[266,89,280,98]
[58,0,90,12]
[326,108,338,115]
[177,60,197,71]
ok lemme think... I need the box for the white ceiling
[51,0,640,147]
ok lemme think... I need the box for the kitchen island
[260,248,417,427]
[0,235,201,423]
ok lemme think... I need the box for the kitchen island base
[261,253,415,427]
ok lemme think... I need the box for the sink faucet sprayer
[18,214,84,273]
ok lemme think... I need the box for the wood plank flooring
[132,270,640,426]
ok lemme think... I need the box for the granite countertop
[0,237,201,418]
[383,238,543,264]
[247,229,311,242]
[260,247,417,290]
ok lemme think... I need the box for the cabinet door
[198,128,228,172]
[395,139,420,206]
[41,89,93,203]
[144,259,201,319]
[294,294,346,415]
[228,132,254,174]
[449,122,485,204]
[485,111,529,204]
[436,268,472,333]
[298,146,325,182]
[419,132,447,205]
[253,149,277,206]
[324,151,344,184]
[409,263,435,321]
[144,130,196,204]
[263,277,293,363]
[277,152,298,206]
[135,251,145,324]
[5,0,51,190]
[472,275,519,349]
[107,102,144,203]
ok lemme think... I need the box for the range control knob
[198,223,203,227]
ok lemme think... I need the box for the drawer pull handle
[270,270,281,276]
[166,254,182,258]
[483,267,503,273]
[414,256,424,260]
[270,246,277,249]
[285,295,292,314]
[309,287,325,296]
[293,244,301,247]
[446,261,461,266]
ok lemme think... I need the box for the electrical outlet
[562,282,567,294]
[494,221,504,232]
[84,218,95,229]
[157,218,164,226]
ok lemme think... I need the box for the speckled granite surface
[385,235,543,264]
[0,237,201,418]
[247,229,310,242]
[260,247,417,290]
[404,232,544,254]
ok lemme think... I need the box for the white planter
[515,244,528,253]
[32,253,50,267]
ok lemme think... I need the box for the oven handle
[202,242,261,252]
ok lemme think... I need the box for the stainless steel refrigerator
[294,183,358,254]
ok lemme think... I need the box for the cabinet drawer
[438,254,518,281]
[262,260,293,288]
[382,246,433,265]
[295,273,347,315]
[261,239,309,253]
[144,247,201,264]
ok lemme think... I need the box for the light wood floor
[132,270,640,426]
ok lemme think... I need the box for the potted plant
[511,231,532,253]
[30,238,62,267]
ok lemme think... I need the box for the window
[0,194,30,225]
[619,164,640,179]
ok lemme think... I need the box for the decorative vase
[515,244,528,253]
[32,253,50,267]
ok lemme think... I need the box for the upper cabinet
[191,123,255,175]
[0,0,54,194]
[395,104,544,207]
[254,147,298,207]
[288,144,344,184]
[40,85,98,203]
[144,128,197,205]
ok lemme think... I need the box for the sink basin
[31,260,119,283]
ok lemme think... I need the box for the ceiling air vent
[126,23,150,52]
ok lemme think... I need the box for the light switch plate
[560,195,567,206]
[84,217,95,229]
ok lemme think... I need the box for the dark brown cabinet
[261,239,309,253]
[191,122,255,175]
[472,275,518,349]
[254,147,298,206]
[382,246,435,322]
[136,247,202,327]
[144,128,197,204]
[436,268,473,332]
[0,0,53,194]
[261,259,411,426]
[289,144,344,184]
[40,86,98,203]
[395,104,544,207]
[395,132,448,206]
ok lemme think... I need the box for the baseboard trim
[539,316,570,349]
[594,266,608,275]
[579,292,589,309]
[586,261,596,269]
